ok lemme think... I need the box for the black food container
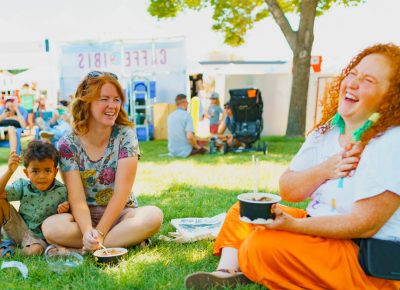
[238,193,281,224]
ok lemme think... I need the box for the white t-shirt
[290,127,355,216]
[290,126,400,241]
[353,127,400,241]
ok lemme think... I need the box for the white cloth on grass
[159,213,226,243]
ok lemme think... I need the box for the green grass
[0,136,305,289]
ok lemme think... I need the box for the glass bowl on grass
[45,251,84,273]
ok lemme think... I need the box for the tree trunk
[285,0,318,137]
[264,0,318,137]
[285,44,313,137]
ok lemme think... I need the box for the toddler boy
[0,140,68,256]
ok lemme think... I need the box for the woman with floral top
[42,71,163,252]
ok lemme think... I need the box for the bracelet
[96,229,105,237]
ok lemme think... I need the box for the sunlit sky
[0,0,399,71]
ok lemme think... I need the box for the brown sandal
[184,268,250,289]
[45,244,85,256]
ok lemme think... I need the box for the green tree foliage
[148,0,365,136]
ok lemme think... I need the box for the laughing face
[90,83,122,127]
[338,53,393,129]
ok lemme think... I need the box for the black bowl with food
[93,247,128,264]
[237,192,281,224]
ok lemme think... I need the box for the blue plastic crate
[134,82,147,100]
[149,81,156,99]
[136,125,154,141]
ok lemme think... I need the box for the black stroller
[223,88,267,154]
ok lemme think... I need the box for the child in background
[19,83,35,131]
[0,139,69,256]
[207,92,223,134]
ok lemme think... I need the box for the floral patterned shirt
[58,124,140,207]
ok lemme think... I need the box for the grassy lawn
[0,136,305,289]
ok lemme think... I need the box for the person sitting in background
[206,92,223,135]
[167,94,206,157]
[34,94,47,113]
[216,101,244,149]
[0,98,27,140]
[35,108,72,143]
[185,43,400,289]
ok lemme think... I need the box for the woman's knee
[41,213,73,240]
[144,206,163,230]
[240,230,280,261]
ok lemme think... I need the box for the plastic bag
[159,213,226,243]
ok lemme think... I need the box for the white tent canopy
[0,51,59,105]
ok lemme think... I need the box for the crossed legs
[0,199,44,256]
[42,205,163,249]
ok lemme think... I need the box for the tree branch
[264,0,297,51]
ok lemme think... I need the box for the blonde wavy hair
[315,43,400,147]
[71,73,133,135]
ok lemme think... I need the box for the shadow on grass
[138,136,304,166]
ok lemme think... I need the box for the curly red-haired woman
[185,43,400,289]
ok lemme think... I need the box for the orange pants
[213,202,400,290]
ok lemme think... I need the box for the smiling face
[23,158,58,191]
[338,53,393,129]
[89,83,122,128]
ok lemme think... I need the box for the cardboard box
[153,103,176,140]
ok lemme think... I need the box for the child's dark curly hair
[22,140,60,168]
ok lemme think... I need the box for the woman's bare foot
[45,244,85,256]
[22,244,44,256]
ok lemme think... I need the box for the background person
[167,94,206,157]
[185,43,400,289]
[206,92,223,135]
[19,83,34,131]
[42,71,163,253]
[0,97,27,140]
[0,98,27,129]
[216,101,244,149]
[35,107,72,143]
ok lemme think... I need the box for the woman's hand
[321,142,363,180]
[341,142,363,176]
[264,204,296,231]
[82,228,103,252]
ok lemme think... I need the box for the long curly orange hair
[70,73,133,135]
[315,43,400,147]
